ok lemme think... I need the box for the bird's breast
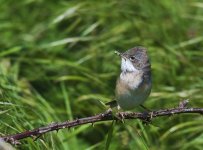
[115,71,151,110]
[119,71,143,90]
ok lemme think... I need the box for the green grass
[0,0,203,149]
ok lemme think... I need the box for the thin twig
[1,100,203,145]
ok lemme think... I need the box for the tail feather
[105,100,118,108]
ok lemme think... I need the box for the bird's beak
[114,50,121,56]
[115,51,127,60]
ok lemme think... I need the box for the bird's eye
[130,56,135,61]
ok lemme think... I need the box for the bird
[110,46,152,110]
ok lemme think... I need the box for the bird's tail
[105,100,118,108]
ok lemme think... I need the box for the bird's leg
[140,104,152,112]
[115,105,125,123]
[105,100,126,122]
[139,105,154,124]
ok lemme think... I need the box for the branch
[1,100,203,145]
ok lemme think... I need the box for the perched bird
[114,46,152,110]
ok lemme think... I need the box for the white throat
[121,58,139,73]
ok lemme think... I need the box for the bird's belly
[116,71,151,110]
[117,83,151,110]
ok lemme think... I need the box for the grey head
[116,46,151,80]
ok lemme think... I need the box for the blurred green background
[0,0,203,149]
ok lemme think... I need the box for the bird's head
[115,47,150,73]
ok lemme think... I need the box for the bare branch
[1,101,203,145]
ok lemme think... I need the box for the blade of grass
[105,120,115,150]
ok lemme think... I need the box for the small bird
[113,46,152,110]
